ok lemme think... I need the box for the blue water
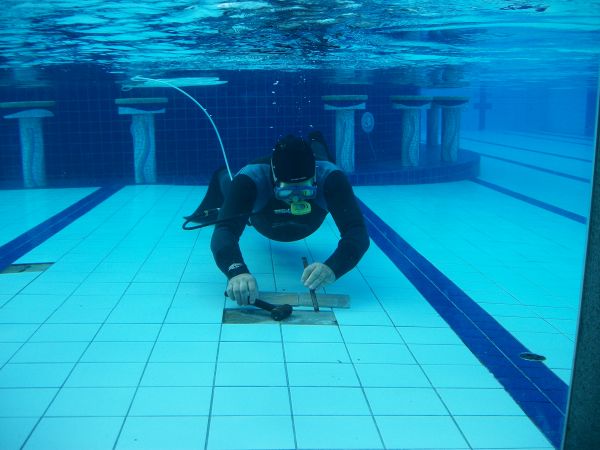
[1,0,599,83]
[0,1,598,449]
[0,1,599,185]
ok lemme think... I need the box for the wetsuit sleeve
[322,170,370,279]
[210,174,257,279]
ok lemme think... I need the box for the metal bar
[258,291,351,308]
[302,256,320,312]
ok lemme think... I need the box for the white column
[390,96,432,167]
[322,95,368,173]
[434,97,469,163]
[116,98,167,184]
[3,102,55,188]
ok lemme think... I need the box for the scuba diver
[183,131,370,305]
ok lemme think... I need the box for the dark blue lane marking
[358,199,567,449]
[505,131,594,147]
[462,136,593,163]
[0,186,123,272]
[472,179,587,224]
[476,153,590,183]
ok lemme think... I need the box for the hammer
[224,292,293,321]
[253,299,293,321]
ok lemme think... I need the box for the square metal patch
[259,291,350,308]
[223,308,338,325]
[0,263,53,274]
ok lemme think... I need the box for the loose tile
[24,417,123,450]
[208,416,294,449]
[215,362,287,387]
[116,416,208,450]
[47,387,135,416]
[376,415,468,449]
[454,416,552,448]
[291,387,370,415]
[130,387,212,416]
[365,387,448,415]
[212,387,290,415]
[141,362,215,387]
[295,416,383,449]
[287,362,359,387]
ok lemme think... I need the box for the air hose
[130,76,233,181]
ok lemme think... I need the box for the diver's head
[271,134,315,184]
[271,135,317,214]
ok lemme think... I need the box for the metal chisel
[302,257,320,312]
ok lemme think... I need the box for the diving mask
[273,184,317,202]
[273,183,316,216]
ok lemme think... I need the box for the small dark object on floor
[254,299,293,321]
[224,291,293,321]
[223,308,336,325]
[0,262,53,274]
[520,352,546,361]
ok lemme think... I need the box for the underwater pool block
[322,95,368,172]
[434,96,469,162]
[116,97,168,184]
[2,101,56,188]
[391,96,432,167]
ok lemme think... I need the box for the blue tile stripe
[358,198,567,449]
[0,186,123,272]
[472,178,587,224]
[477,153,590,183]
[463,136,593,163]
[488,130,594,147]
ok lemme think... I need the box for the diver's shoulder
[316,160,343,175]
[237,162,270,176]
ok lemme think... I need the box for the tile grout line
[358,197,567,448]
[203,188,237,450]
[275,239,299,450]
[473,130,594,150]
[355,261,474,448]
[203,300,225,450]
[387,315,476,450]
[279,321,298,449]
[16,185,171,449]
[0,185,124,273]
[336,321,388,449]
[0,187,137,370]
[461,136,593,163]
[471,179,587,224]
[107,186,208,450]
[304,241,388,450]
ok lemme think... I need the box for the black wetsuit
[209,155,370,280]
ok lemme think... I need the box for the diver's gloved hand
[301,262,335,290]
[226,273,259,306]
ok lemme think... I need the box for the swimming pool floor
[0,173,585,449]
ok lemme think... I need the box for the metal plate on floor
[259,291,350,308]
[223,308,338,325]
[0,263,53,274]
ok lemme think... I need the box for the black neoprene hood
[271,134,316,183]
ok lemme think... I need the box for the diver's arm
[322,170,370,279]
[210,174,257,279]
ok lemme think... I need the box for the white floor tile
[0,180,577,450]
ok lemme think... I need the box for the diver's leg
[217,167,232,199]
[184,167,230,222]
[309,130,335,163]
